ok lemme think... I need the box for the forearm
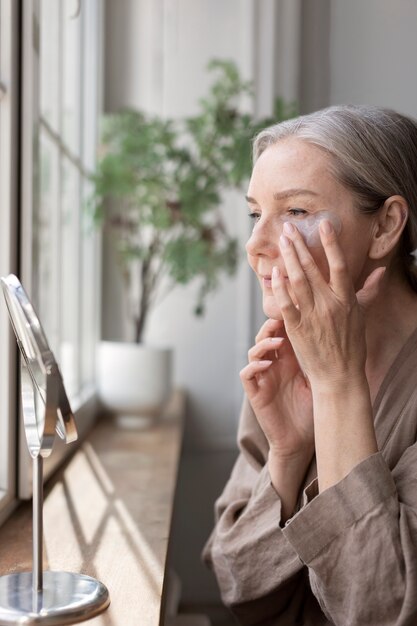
[312,377,378,493]
[268,448,314,523]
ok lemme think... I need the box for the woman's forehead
[247,142,361,218]
[254,138,331,174]
[249,139,345,199]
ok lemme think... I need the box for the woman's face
[246,138,376,320]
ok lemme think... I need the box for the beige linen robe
[203,326,417,625]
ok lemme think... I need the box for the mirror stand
[0,455,109,625]
[0,275,110,625]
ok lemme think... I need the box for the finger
[282,222,327,292]
[279,232,314,308]
[271,265,300,327]
[248,337,285,362]
[356,266,386,309]
[240,360,273,396]
[255,318,284,343]
[319,219,354,298]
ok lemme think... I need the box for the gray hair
[253,104,417,291]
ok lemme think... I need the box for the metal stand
[0,572,109,625]
[33,456,43,594]
[0,456,109,626]
[0,275,110,624]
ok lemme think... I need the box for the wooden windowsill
[0,390,185,625]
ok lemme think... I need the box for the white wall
[329,0,417,116]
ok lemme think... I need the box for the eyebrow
[245,188,319,204]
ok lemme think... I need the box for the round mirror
[0,275,77,458]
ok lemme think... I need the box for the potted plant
[90,60,296,425]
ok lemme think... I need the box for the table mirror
[0,274,110,625]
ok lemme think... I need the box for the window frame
[18,0,104,499]
[0,0,19,523]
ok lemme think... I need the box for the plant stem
[135,300,148,343]
[135,237,161,342]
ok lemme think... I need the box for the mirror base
[0,571,110,624]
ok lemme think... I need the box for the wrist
[268,445,314,468]
[312,376,373,431]
[268,447,314,494]
[310,372,368,400]
[311,378,378,492]
[268,448,314,524]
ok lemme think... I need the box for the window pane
[60,157,80,398]
[16,0,102,502]
[40,0,60,133]
[81,179,97,387]
[80,0,99,388]
[33,0,101,404]
[34,129,61,354]
[62,0,81,157]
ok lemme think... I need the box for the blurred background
[1,0,417,623]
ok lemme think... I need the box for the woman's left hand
[274,219,385,491]
[272,220,385,392]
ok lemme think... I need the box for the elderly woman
[203,105,417,625]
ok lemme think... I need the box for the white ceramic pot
[96,341,173,427]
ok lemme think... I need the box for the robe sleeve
[202,398,325,625]
[282,448,417,625]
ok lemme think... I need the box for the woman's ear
[368,195,409,260]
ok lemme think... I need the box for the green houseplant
[91,60,296,342]
[91,60,296,423]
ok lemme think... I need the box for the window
[18,0,103,498]
[0,0,18,522]
[27,0,102,395]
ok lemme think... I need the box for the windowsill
[0,390,186,625]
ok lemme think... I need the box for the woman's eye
[248,212,261,223]
[288,208,307,217]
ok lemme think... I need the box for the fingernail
[259,360,273,366]
[283,222,295,235]
[280,235,290,248]
[320,219,332,234]
[272,266,280,281]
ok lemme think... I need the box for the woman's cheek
[310,248,330,281]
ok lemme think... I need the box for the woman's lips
[262,274,288,289]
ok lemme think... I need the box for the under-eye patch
[280,211,342,248]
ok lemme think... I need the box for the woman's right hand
[240,318,315,520]
[240,318,315,462]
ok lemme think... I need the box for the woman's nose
[246,220,281,258]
